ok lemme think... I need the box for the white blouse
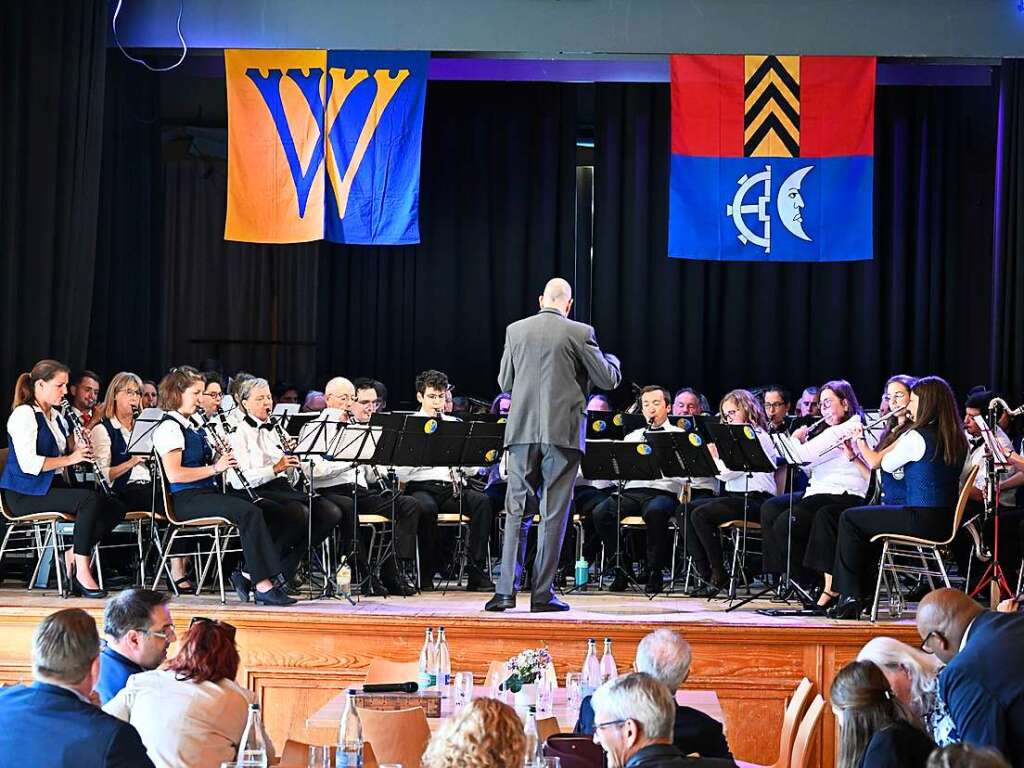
[6,404,67,475]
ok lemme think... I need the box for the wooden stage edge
[0,589,921,768]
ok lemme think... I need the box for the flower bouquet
[500,647,553,694]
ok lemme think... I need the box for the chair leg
[933,547,951,589]
[197,531,218,599]
[214,527,226,605]
[871,540,888,622]
[152,530,178,591]
[94,545,104,591]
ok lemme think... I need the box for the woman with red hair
[103,617,273,767]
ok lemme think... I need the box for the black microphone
[361,682,419,694]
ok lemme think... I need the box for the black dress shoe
[73,577,107,599]
[230,570,252,603]
[531,596,570,613]
[485,593,516,612]
[645,572,665,596]
[466,566,495,593]
[609,572,628,592]
[828,596,865,620]
[254,586,298,606]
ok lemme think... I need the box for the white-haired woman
[857,636,957,746]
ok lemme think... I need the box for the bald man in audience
[917,588,1024,766]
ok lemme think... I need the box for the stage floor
[0,585,920,768]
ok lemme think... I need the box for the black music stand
[580,440,663,597]
[295,412,355,604]
[644,430,720,595]
[585,412,646,442]
[126,408,165,590]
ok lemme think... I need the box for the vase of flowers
[501,648,552,710]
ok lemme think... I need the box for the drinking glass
[307,745,330,768]
[540,757,561,768]
[537,677,555,714]
[454,671,474,708]
[565,672,583,711]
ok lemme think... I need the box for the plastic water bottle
[523,704,544,767]
[435,626,452,698]
[599,637,618,683]
[418,627,436,690]
[581,638,601,697]
[574,556,589,588]
[336,556,352,598]
[336,688,364,768]
[236,703,268,767]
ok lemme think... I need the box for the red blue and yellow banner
[668,55,875,262]
[225,50,429,245]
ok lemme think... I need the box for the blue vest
[163,416,217,494]
[879,469,906,506]
[903,427,960,508]
[99,418,132,493]
[0,409,67,496]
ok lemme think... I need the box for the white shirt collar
[959,615,980,652]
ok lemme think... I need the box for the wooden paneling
[0,595,921,768]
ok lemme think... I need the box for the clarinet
[193,409,262,503]
[270,415,317,497]
[59,403,112,495]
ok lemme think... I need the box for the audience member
[857,636,957,746]
[928,744,1012,768]
[917,589,1024,766]
[0,608,153,767]
[421,697,525,768]
[577,629,732,759]
[831,660,935,768]
[104,617,271,768]
[591,672,737,768]
[96,590,175,704]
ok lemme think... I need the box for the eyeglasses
[594,719,628,732]
[204,391,223,399]
[764,401,787,409]
[919,630,939,654]
[142,624,176,641]
[190,615,237,641]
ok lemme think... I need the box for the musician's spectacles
[204,391,223,399]
[765,401,787,409]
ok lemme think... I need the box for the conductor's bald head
[540,278,573,316]
[916,587,985,664]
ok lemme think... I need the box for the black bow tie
[244,415,275,431]
[649,426,665,432]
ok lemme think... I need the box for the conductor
[485,278,621,612]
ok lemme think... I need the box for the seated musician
[151,367,295,606]
[592,385,690,595]
[685,389,779,596]
[762,386,791,434]
[226,377,346,590]
[68,369,102,429]
[1,360,128,598]
[760,380,870,599]
[827,376,967,619]
[671,387,702,417]
[796,386,820,417]
[396,370,495,593]
[803,375,914,612]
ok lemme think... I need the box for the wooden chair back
[789,694,825,768]
[771,677,814,768]
[356,706,431,768]
[281,738,377,767]
[944,464,979,545]
[363,658,419,685]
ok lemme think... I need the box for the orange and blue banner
[669,55,875,262]
[225,50,428,245]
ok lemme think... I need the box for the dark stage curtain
[0,0,107,395]
[590,83,998,406]
[993,60,1024,400]
[315,82,578,401]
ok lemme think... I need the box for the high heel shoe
[73,577,108,599]
[827,595,865,620]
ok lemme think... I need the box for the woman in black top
[831,660,935,768]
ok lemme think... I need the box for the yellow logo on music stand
[424,419,438,434]
[689,433,702,447]
[636,443,653,456]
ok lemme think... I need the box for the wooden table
[307,685,723,733]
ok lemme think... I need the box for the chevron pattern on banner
[744,55,800,157]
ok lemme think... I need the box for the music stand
[295,411,355,604]
[126,408,165,589]
[580,440,663,597]
[969,413,1014,603]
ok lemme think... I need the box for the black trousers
[406,481,492,584]
[592,489,679,572]
[252,478,344,575]
[172,488,285,583]
[5,482,127,556]
[833,504,953,598]
[760,492,865,582]
[319,484,421,561]
[685,492,770,579]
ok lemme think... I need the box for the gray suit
[497,308,621,602]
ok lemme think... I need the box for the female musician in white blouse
[685,389,779,595]
[0,359,127,597]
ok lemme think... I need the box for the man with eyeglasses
[917,588,1024,766]
[591,672,736,768]
[96,589,175,704]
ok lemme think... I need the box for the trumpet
[193,409,262,503]
[60,403,111,495]
[270,415,317,497]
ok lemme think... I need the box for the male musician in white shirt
[671,387,702,417]
[396,370,494,592]
[69,370,102,428]
[591,385,689,594]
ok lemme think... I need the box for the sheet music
[972,415,1010,467]
[272,403,300,417]
[126,407,165,455]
